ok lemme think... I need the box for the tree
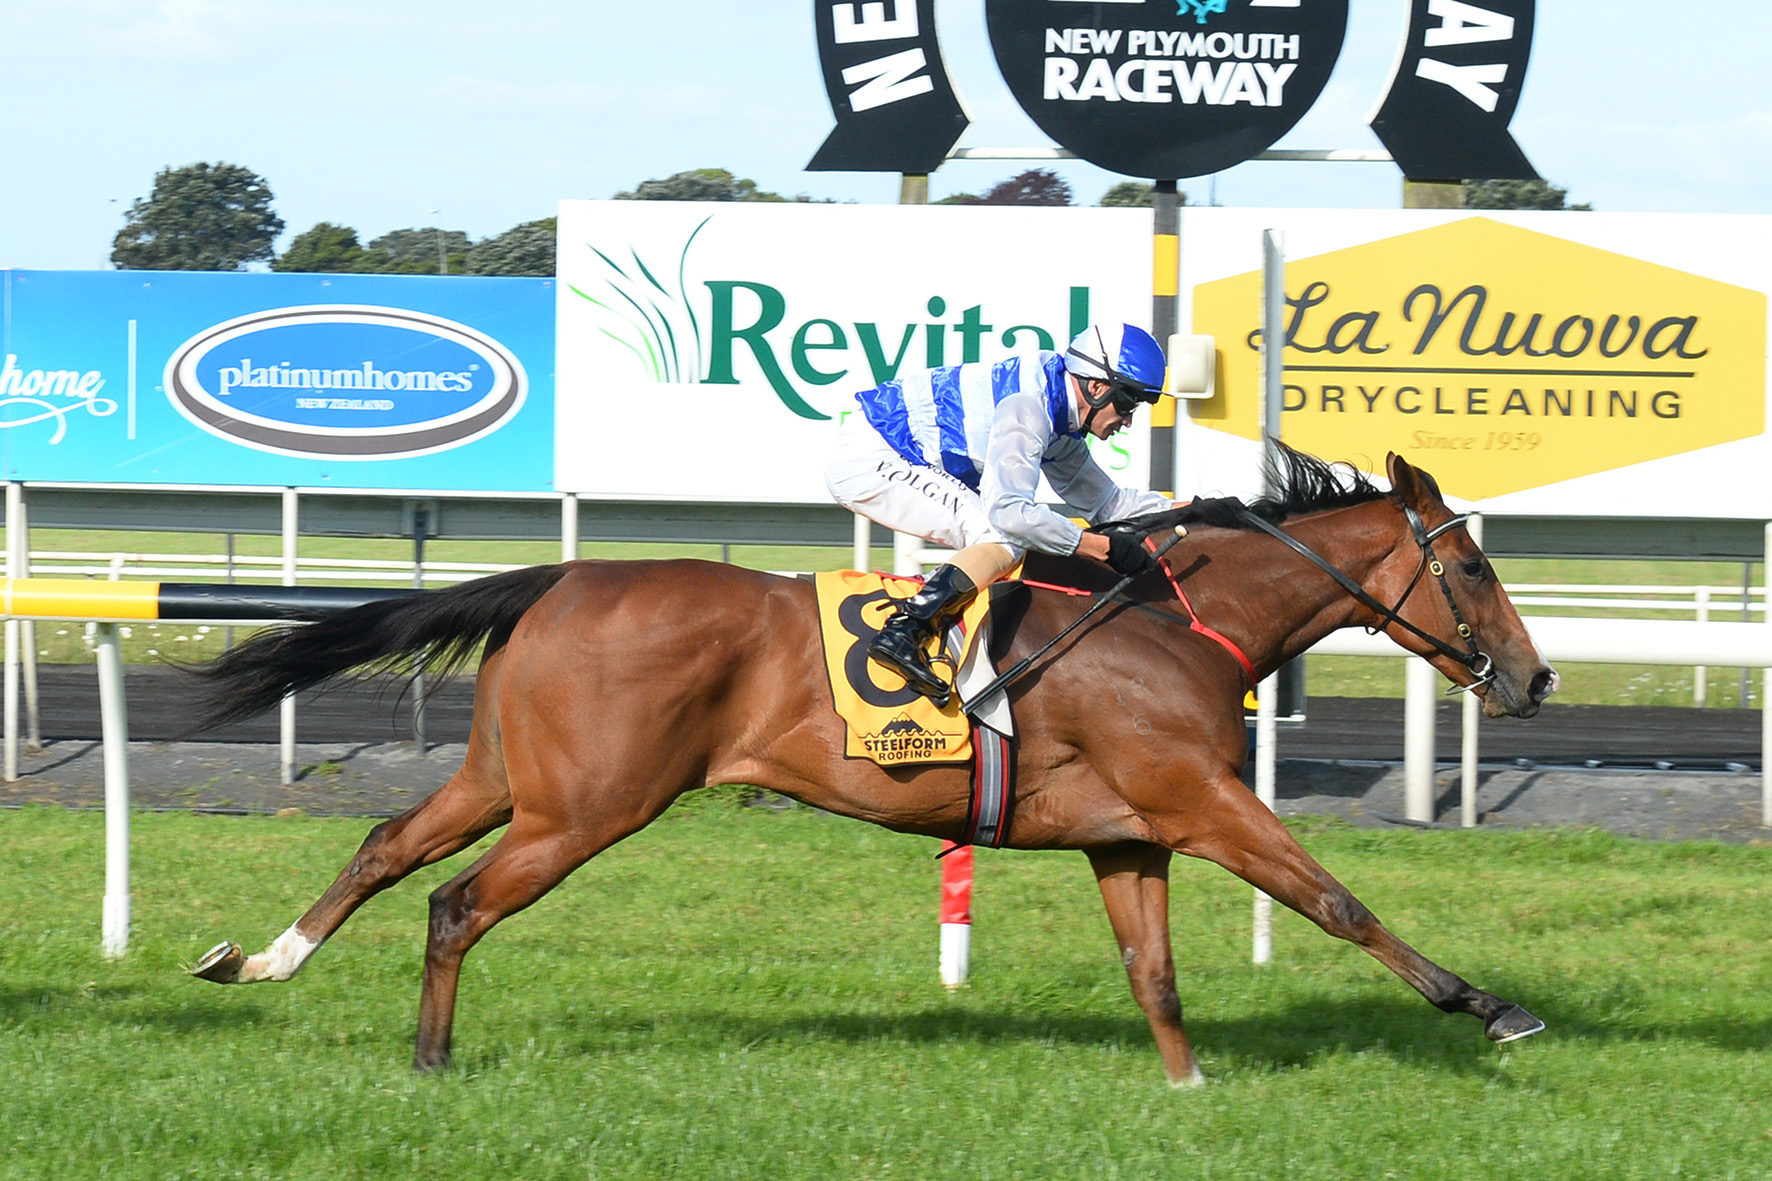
[1099,181,1153,207]
[365,227,473,275]
[1461,179,1592,211]
[978,169,1074,206]
[272,222,368,273]
[1098,181,1189,208]
[111,162,284,271]
[466,218,556,276]
[616,168,783,202]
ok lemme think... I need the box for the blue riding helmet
[1064,324,1166,425]
[1064,324,1166,402]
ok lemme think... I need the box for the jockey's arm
[1039,435,1175,527]
[978,393,1092,555]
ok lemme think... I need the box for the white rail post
[95,621,131,958]
[13,490,38,753]
[1460,513,1483,827]
[2,601,13,784]
[4,481,19,782]
[1694,586,1710,708]
[279,489,299,785]
[1253,671,1278,964]
[1405,658,1437,822]
[411,506,428,756]
[894,531,922,578]
[853,512,871,573]
[560,493,579,563]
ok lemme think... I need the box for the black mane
[1107,442,1391,536]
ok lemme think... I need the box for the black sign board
[806,0,1538,184]
[1369,0,1537,180]
[807,0,969,173]
[984,0,1348,179]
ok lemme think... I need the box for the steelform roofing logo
[164,305,527,459]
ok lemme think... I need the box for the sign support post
[1252,228,1285,965]
[1151,180,1180,495]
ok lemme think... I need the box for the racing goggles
[1078,374,1159,418]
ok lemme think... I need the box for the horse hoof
[1486,1003,1545,1044]
[1168,1065,1207,1089]
[190,941,245,983]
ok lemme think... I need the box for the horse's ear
[1386,452,1423,506]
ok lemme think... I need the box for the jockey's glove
[1100,530,1158,577]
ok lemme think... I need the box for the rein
[965,499,1494,714]
[1233,505,1496,694]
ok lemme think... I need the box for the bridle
[1234,504,1497,695]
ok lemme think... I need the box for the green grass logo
[568,216,713,383]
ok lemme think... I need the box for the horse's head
[1379,453,1558,718]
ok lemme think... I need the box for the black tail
[180,563,572,735]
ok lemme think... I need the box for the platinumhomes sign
[165,305,526,459]
[810,0,1538,182]
[0,270,553,491]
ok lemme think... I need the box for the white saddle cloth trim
[948,615,1012,737]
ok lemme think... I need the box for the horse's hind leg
[1087,842,1204,1087]
[191,763,512,985]
[1168,779,1543,1044]
[410,815,634,1072]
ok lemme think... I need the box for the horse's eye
[1461,558,1486,580]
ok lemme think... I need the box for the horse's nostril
[1529,668,1558,702]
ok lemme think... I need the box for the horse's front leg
[1162,776,1544,1044]
[1086,841,1204,1087]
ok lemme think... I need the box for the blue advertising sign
[0,270,554,490]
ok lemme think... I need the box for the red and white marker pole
[938,840,972,988]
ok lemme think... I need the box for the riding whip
[964,525,1187,714]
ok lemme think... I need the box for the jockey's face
[1076,378,1133,439]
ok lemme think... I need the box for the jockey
[825,323,1177,705]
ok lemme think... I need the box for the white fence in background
[25,547,1771,619]
[27,551,519,586]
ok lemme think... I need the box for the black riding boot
[868,564,977,707]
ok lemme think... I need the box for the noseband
[1234,505,1496,695]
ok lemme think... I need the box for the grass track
[3,802,1770,1178]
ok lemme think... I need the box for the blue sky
[2,1,1766,272]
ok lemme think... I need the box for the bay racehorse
[187,448,1557,1081]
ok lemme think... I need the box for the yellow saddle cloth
[813,569,994,767]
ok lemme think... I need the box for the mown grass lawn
[2,801,1769,1179]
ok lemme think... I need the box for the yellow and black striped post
[0,580,414,622]
[1150,178,1181,497]
[0,577,425,959]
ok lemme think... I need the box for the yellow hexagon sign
[1191,218,1767,499]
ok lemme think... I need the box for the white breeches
[825,414,1025,561]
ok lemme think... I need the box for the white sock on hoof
[1170,1065,1206,1089]
[241,925,323,982]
